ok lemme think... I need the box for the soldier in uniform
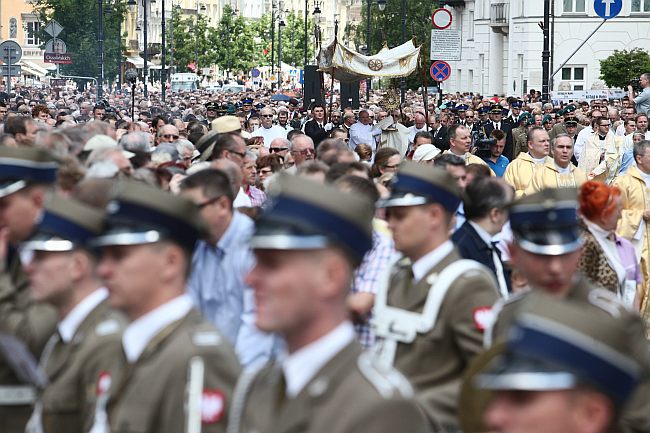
[21,198,126,433]
[504,100,523,125]
[475,293,646,433]
[371,161,499,431]
[486,187,650,433]
[0,146,59,433]
[205,102,219,124]
[229,175,431,433]
[511,112,532,159]
[548,104,585,141]
[92,181,241,433]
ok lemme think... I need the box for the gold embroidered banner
[318,39,421,83]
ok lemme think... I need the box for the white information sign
[550,89,626,103]
[430,29,461,61]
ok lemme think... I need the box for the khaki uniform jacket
[0,251,58,433]
[503,153,553,198]
[39,299,126,433]
[107,309,241,433]
[512,126,529,159]
[387,249,499,430]
[548,122,585,141]
[524,159,587,195]
[488,277,650,433]
[231,341,432,433]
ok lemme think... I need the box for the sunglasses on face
[270,147,288,153]
[161,134,179,139]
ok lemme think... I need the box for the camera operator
[628,73,650,117]
[482,129,509,177]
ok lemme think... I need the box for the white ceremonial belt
[0,385,36,405]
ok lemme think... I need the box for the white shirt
[59,288,109,343]
[349,122,382,152]
[469,221,509,298]
[554,162,571,174]
[407,125,427,143]
[251,125,287,147]
[281,321,355,398]
[411,240,454,282]
[574,125,593,162]
[122,294,194,362]
[234,187,253,208]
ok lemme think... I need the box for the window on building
[563,0,585,13]
[561,66,586,90]
[25,21,42,46]
[632,0,650,12]
[468,11,474,39]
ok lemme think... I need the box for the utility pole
[366,0,371,101]
[271,1,276,89]
[144,0,148,98]
[541,0,550,102]
[97,0,104,99]
[303,0,307,67]
[161,0,166,102]
[400,0,406,103]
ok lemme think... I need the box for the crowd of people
[0,72,649,433]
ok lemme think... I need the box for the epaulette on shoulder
[357,353,414,399]
[191,330,222,347]
[95,319,122,337]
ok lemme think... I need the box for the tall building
[441,0,650,96]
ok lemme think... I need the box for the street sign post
[44,20,64,38]
[0,40,22,96]
[0,66,21,76]
[431,8,453,30]
[430,61,451,82]
[251,68,261,78]
[594,0,622,20]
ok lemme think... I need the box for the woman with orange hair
[578,181,642,309]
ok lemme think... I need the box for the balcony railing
[490,2,509,25]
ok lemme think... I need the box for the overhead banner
[318,39,421,83]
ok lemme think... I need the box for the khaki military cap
[509,187,581,255]
[22,197,105,252]
[251,174,374,263]
[378,160,461,211]
[93,180,207,251]
[0,146,58,198]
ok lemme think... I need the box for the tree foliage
[351,0,440,90]
[212,5,260,77]
[169,5,217,75]
[32,0,127,82]
[599,48,650,88]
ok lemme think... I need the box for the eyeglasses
[227,149,247,158]
[291,148,315,156]
[161,134,180,140]
[383,164,399,170]
[599,123,611,127]
[258,168,273,175]
[261,114,274,118]
[196,196,222,209]
[270,147,288,153]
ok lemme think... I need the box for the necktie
[490,242,509,298]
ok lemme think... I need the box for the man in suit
[430,114,449,151]
[22,198,126,433]
[303,103,329,147]
[230,176,430,433]
[483,106,514,160]
[372,162,499,431]
[92,181,241,433]
[452,176,513,298]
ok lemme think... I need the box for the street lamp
[128,0,150,98]
[365,0,386,101]
[278,11,285,89]
[195,2,206,77]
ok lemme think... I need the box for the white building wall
[446,0,650,96]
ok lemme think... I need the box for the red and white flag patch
[96,371,112,396]
[473,306,494,332]
[201,389,225,424]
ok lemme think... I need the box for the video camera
[630,77,641,93]
[471,130,497,159]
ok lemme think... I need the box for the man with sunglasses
[156,124,180,145]
[251,107,287,147]
[269,137,290,158]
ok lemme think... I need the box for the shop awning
[125,56,145,68]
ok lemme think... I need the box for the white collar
[122,294,193,363]
[554,162,571,174]
[411,240,455,282]
[529,153,547,164]
[58,288,109,343]
[468,221,493,248]
[281,321,355,398]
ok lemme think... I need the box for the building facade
[441,0,650,96]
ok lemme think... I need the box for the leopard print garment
[577,227,620,295]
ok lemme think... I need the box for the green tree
[32,0,127,82]
[213,5,259,78]
[169,5,217,75]
[599,48,650,88]
[352,0,439,90]
[253,11,315,69]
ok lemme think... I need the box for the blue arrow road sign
[430,61,451,82]
[594,0,622,20]
[251,68,261,78]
